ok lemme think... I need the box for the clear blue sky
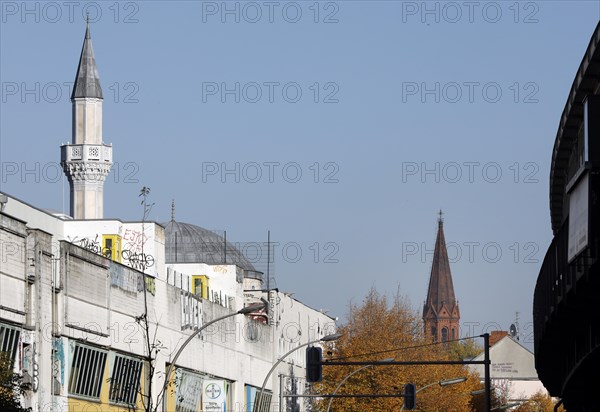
[1,1,599,347]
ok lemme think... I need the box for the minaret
[423,211,460,342]
[61,18,112,219]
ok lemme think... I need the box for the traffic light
[306,346,322,382]
[404,383,416,410]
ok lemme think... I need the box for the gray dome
[162,221,262,279]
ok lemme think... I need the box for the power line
[328,335,480,361]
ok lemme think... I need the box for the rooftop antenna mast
[267,230,270,291]
[510,312,520,341]
[171,199,175,223]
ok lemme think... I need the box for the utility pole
[483,333,491,412]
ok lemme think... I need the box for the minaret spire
[72,15,102,99]
[61,21,112,219]
[423,212,460,342]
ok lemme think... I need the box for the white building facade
[0,21,336,412]
[469,335,548,402]
[0,191,336,412]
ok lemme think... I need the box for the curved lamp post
[161,302,266,407]
[254,332,343,412]
[325,357,394,412]
[399,377,467,411]
[491,402,521,411]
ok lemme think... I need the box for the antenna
[267,230,270,291]
[509,312,520,341]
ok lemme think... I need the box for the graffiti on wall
[121,249,155,270]
[181,291,202,330]
[122,228,149,254]
[71,234,112,258]
[67,232,155,271]
[109,262,156,295]
[52,338,65,395]
[22,341,39,392]
[122,228,155,271]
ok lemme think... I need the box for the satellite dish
[509,324,518,339]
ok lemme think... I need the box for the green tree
[447,339,482,361]
[0,352,31,412]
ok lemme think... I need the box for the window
[246,385,272,412]
[441,327,448,342]
[451,328,456,340]
[0,323,20,363]
[109,354,143,406]
[175,369,204,412]
[103,234,122,262]
[68,344,107,399]
[192,275,209,299]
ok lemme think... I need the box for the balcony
[533,218,569,359]
[61,143,112,163]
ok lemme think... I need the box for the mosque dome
[162,220,263,281]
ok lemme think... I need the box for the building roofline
[0,191,164,227]
[472,335,535,361]
[0,191,66,222]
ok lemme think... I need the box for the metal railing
[533,218,570,355]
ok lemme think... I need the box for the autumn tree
[513,391,565,412]
[314,289,481,411]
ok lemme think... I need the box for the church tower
[61,19,112,219]
[423,212,460,342]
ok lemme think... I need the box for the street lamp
[325,358,395,412]
[399,377,468,411]
[491,402,521,411]
[253,332,343,412]
[160,302,266,407]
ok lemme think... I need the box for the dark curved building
[534,22,600,411]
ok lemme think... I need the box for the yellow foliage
[314,289,481,411]
[512,390,565,412]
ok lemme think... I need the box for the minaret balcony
[61,143,112,163]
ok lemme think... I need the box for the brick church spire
[423,211,460,342]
